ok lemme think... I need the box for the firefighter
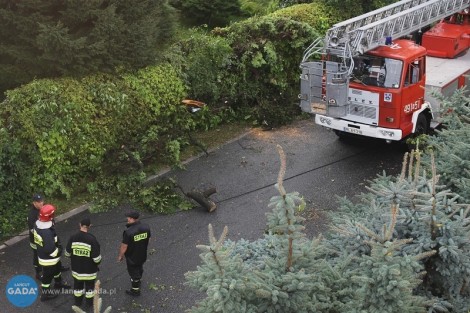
[28,194,44,280]
[34,204,70,301]
[65,217,102,307]
[117,210,151,296]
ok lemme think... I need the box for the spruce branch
[356,223,383,243]
[408,150,414,181]
[400,152,409,182]
[384,204,398,241]
[398,152,408,181]
[207,224,228,273]
[430,152,438,240]
[329,225,356,237]
[413,250,437,261]
[208,223,217,246]
[275,144,287,197]
[214,226,228,251]
[413,149,421,186]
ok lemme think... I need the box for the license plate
[343,127,362,135]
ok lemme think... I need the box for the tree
[186,142,470,312]
[0,0,177,94]
[178,0,243,28]
[425,89,470,204]
[321,0,398,20]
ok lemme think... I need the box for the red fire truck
[299,0,470,143]
[422,9,470,58]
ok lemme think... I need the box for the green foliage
[213,15,317,126]
[88,172,192,215]
[133,179,193,214]
[3,78,112,197]
[329,150,470,312]
[0,0,177,94]
[239,0,279,16]
[0,61,195,235]
[271,1,341,34]
[177,0,243,28]
[0,129,34,239]
[425,89,470,203]
[165,28,235,106]
[322,0,398,20]
[122,63,190,160]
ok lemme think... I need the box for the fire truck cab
[339,39,428,140]
[299,0,470,144]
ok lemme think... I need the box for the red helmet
[39,204,56,222]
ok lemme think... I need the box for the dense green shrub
[0,131,32,239]
[239,0,279,16]
[0,62,193,236]
[165,2,348,127]
[425,89,470,204]
[165,28,235,107]
[1,63,188,195]
[121,64,189,161]
[322,0,396,20]
[3,78,113,197]
[213,15,318,126]
[176,0,243,28]
[271,1,339,34]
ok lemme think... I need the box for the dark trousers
[73,277,95,306]
[31,248,41,274]
[41,261,62,293]
[126,258,144,292]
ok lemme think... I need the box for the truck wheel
[406,113,429,151]
[334,130,346,140]
[415,113,429,136]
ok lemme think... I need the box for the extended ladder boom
[326,0,430,50]
[304,0,470,61]
[351,0,470,55]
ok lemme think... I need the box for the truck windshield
[351,56,402,89]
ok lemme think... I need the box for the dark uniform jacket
[122,221,151,265]
[33,221,61,267]
[27,206,39,249]
[65,231,102,280]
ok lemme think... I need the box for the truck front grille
[348,104,377,120]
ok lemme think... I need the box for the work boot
[74,295,84,307]
[84,297,94,309]
[54,281,71,289]
[125,289,140,297]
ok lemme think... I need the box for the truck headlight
[319,117,332,125]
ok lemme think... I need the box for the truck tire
[334,130,345,139]
[406,113,429,151]
[415,113,429,136]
